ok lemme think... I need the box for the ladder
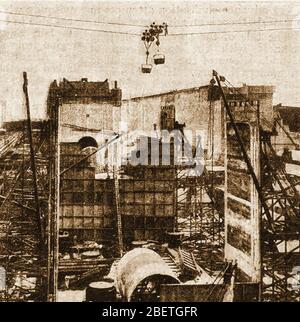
[179,248,200,275]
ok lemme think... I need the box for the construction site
[0,2,300,303]
[0,68,299,302]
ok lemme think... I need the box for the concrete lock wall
[223,85,274,282]
[58,86,224,159]
[121,87,223,158]
[224,122,261,282]
[59,101,116,145]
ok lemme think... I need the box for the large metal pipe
[116,248,179,301]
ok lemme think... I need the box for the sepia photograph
[0,0,299,305]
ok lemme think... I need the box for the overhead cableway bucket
[153,53,165,65]
[141,64,152,73]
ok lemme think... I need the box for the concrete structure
[223,84,275,132]
[47,78,276,264]
[272,104,300,152]
[223,85,275,282]
[48,79,274,162]
[121,87,223,159]
[47,77,122,147]
[47,79,224,160]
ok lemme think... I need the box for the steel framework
[0,120,49,301]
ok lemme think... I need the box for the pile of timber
[59,258,113,274]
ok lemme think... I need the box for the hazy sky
[1,0,300,121]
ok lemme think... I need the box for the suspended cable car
[141,31,154,73]
[140,23,168,73]
[153,25,165,65]
[141,63,152,73]
[153,53,165,65]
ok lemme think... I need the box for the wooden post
[53,101,60,301]
[46,96,60,302]
[113,166,123,257]
[23,72,44,243]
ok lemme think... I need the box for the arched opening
[78,136,98,150]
